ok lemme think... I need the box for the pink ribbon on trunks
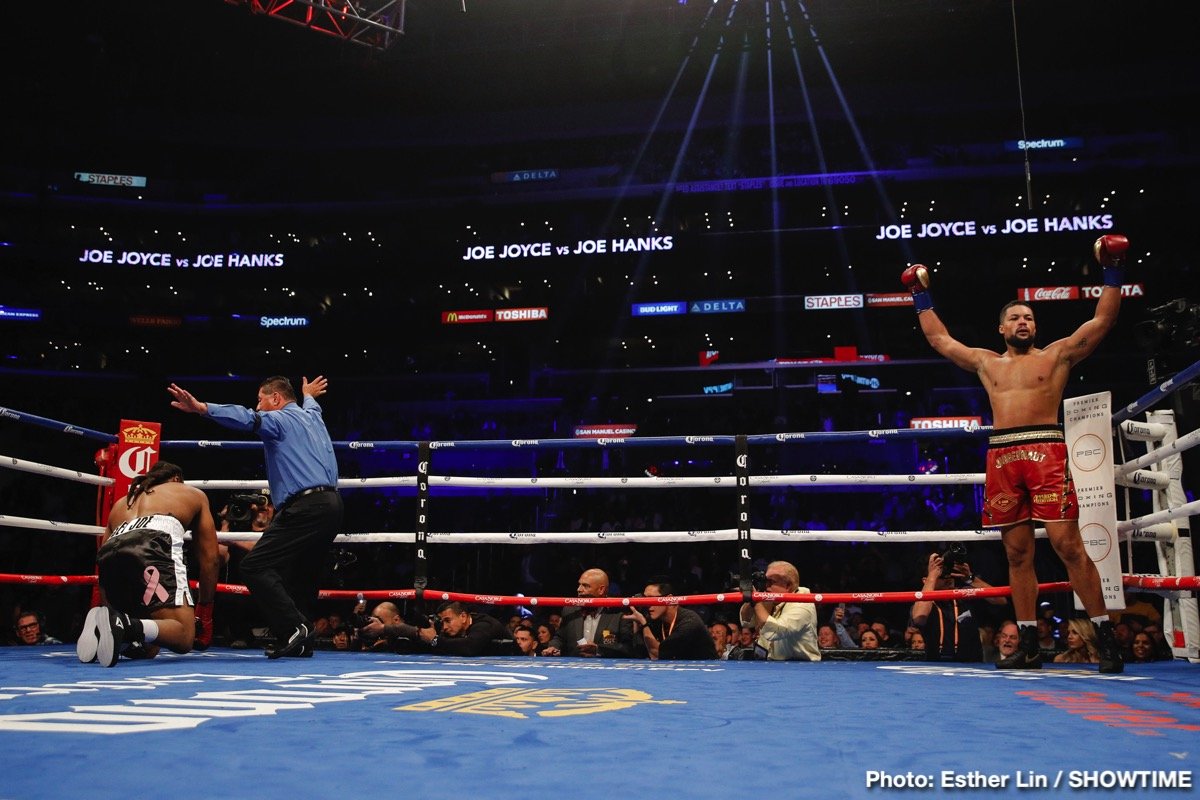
[143,566,170,605]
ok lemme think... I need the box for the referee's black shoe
[265,623,313,659]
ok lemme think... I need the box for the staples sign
[804,294,863,310]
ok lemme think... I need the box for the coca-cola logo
[1020,286,1078,301]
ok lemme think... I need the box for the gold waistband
[987,427,1064,448]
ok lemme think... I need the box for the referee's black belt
[285,485,338,507]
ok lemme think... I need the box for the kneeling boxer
[78,461,219,667]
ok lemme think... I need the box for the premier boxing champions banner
[1062,393,1125,610]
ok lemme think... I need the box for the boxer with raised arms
[902,234,1130,673]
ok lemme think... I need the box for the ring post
[735,434,754,603]
[414,440,431,601]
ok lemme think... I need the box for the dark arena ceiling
[1,0,1198,431]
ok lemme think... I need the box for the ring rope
[0,514,107,536]
[1115,426,1200,476]
[0,407,116,443]
[1112,356,1200,424]
[0,457,1162,493]
[1,454,115,486]
[180,474,984,491]
[4,573,1195,601]
[1115,468,1171,490]
[159,424,994,454]
[1117,499,1200,532]
[0,513,1180,545]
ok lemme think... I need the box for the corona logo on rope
[395,687,684,719]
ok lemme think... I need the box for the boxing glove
[901,264,934,313]
[194,601,214,651]
[1094,234,1129,287]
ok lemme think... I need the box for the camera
[729,571,768,591]
[225,492,270,524]
[940,543,968,578]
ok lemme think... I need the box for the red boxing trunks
[983,426,1077,528]
[98,514,193,613]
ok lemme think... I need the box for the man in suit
[542,568,639,658]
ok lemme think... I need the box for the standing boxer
[901,235,1129,673]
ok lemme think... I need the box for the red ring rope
[5,573,1194,601]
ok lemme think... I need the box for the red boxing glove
[1094,234,1129,267]
[1094,234,1129,287]
[900,264,933,313]
[194,601,214,651]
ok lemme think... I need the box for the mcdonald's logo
[442,310,493,324]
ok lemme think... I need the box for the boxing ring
[2,361,1200,798]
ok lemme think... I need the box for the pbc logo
[1071,433,1107,472]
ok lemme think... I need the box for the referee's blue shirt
[206,397,338,507]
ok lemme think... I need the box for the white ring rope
[4,513,1179,546]
[0,514,106,536]
[1,454,114,487]
[1115,426,1200,476]
[0,458,1170,493]
[1118,498,1200,532]
[181,473,986,490]
[1114,468,1171,490]
[184,477,418,490]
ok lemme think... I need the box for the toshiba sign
[495,307,548,322]
[805,294,863,310]
[910,416,984,431]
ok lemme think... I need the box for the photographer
[356,601,414,652]
[910,547,1005,662]
[736,561,820,661]
[215,489,274,647]
[358,601,507,656]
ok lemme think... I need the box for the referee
[168,375,343,658]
